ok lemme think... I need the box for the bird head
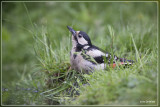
[67,26,92,47]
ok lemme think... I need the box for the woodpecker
[67,26,134,73]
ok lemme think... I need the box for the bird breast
[70,48,105,73]
[70,48,92,72]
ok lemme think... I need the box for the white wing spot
[83,46,90,49]
[87,49,105,57]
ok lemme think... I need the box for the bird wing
[83,45,110,64]
[83,45,134,67]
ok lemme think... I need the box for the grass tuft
[2,2,157,105]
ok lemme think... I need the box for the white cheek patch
[76,31,88,45]
[87,49,105,57]
[78,38,88,45]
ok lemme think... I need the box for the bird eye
[78,34,82,38]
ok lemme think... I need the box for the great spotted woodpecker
[67,26,134,73]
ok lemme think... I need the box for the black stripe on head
[76,44,89,52]
[76,44,83,52]
[79,31,92,46]
[86,45,100,51]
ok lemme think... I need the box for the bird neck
[75,44,91,52]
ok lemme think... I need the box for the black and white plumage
[67,26,133,73]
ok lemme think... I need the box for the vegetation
[2,2,157,105]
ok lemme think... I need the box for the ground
[2,2,158,105]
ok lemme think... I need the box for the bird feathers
[67,26,134,72]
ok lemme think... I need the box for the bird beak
[67,26,76,37]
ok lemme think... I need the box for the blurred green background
[2,2,157,105]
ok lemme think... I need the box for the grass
[2,2,157,105]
